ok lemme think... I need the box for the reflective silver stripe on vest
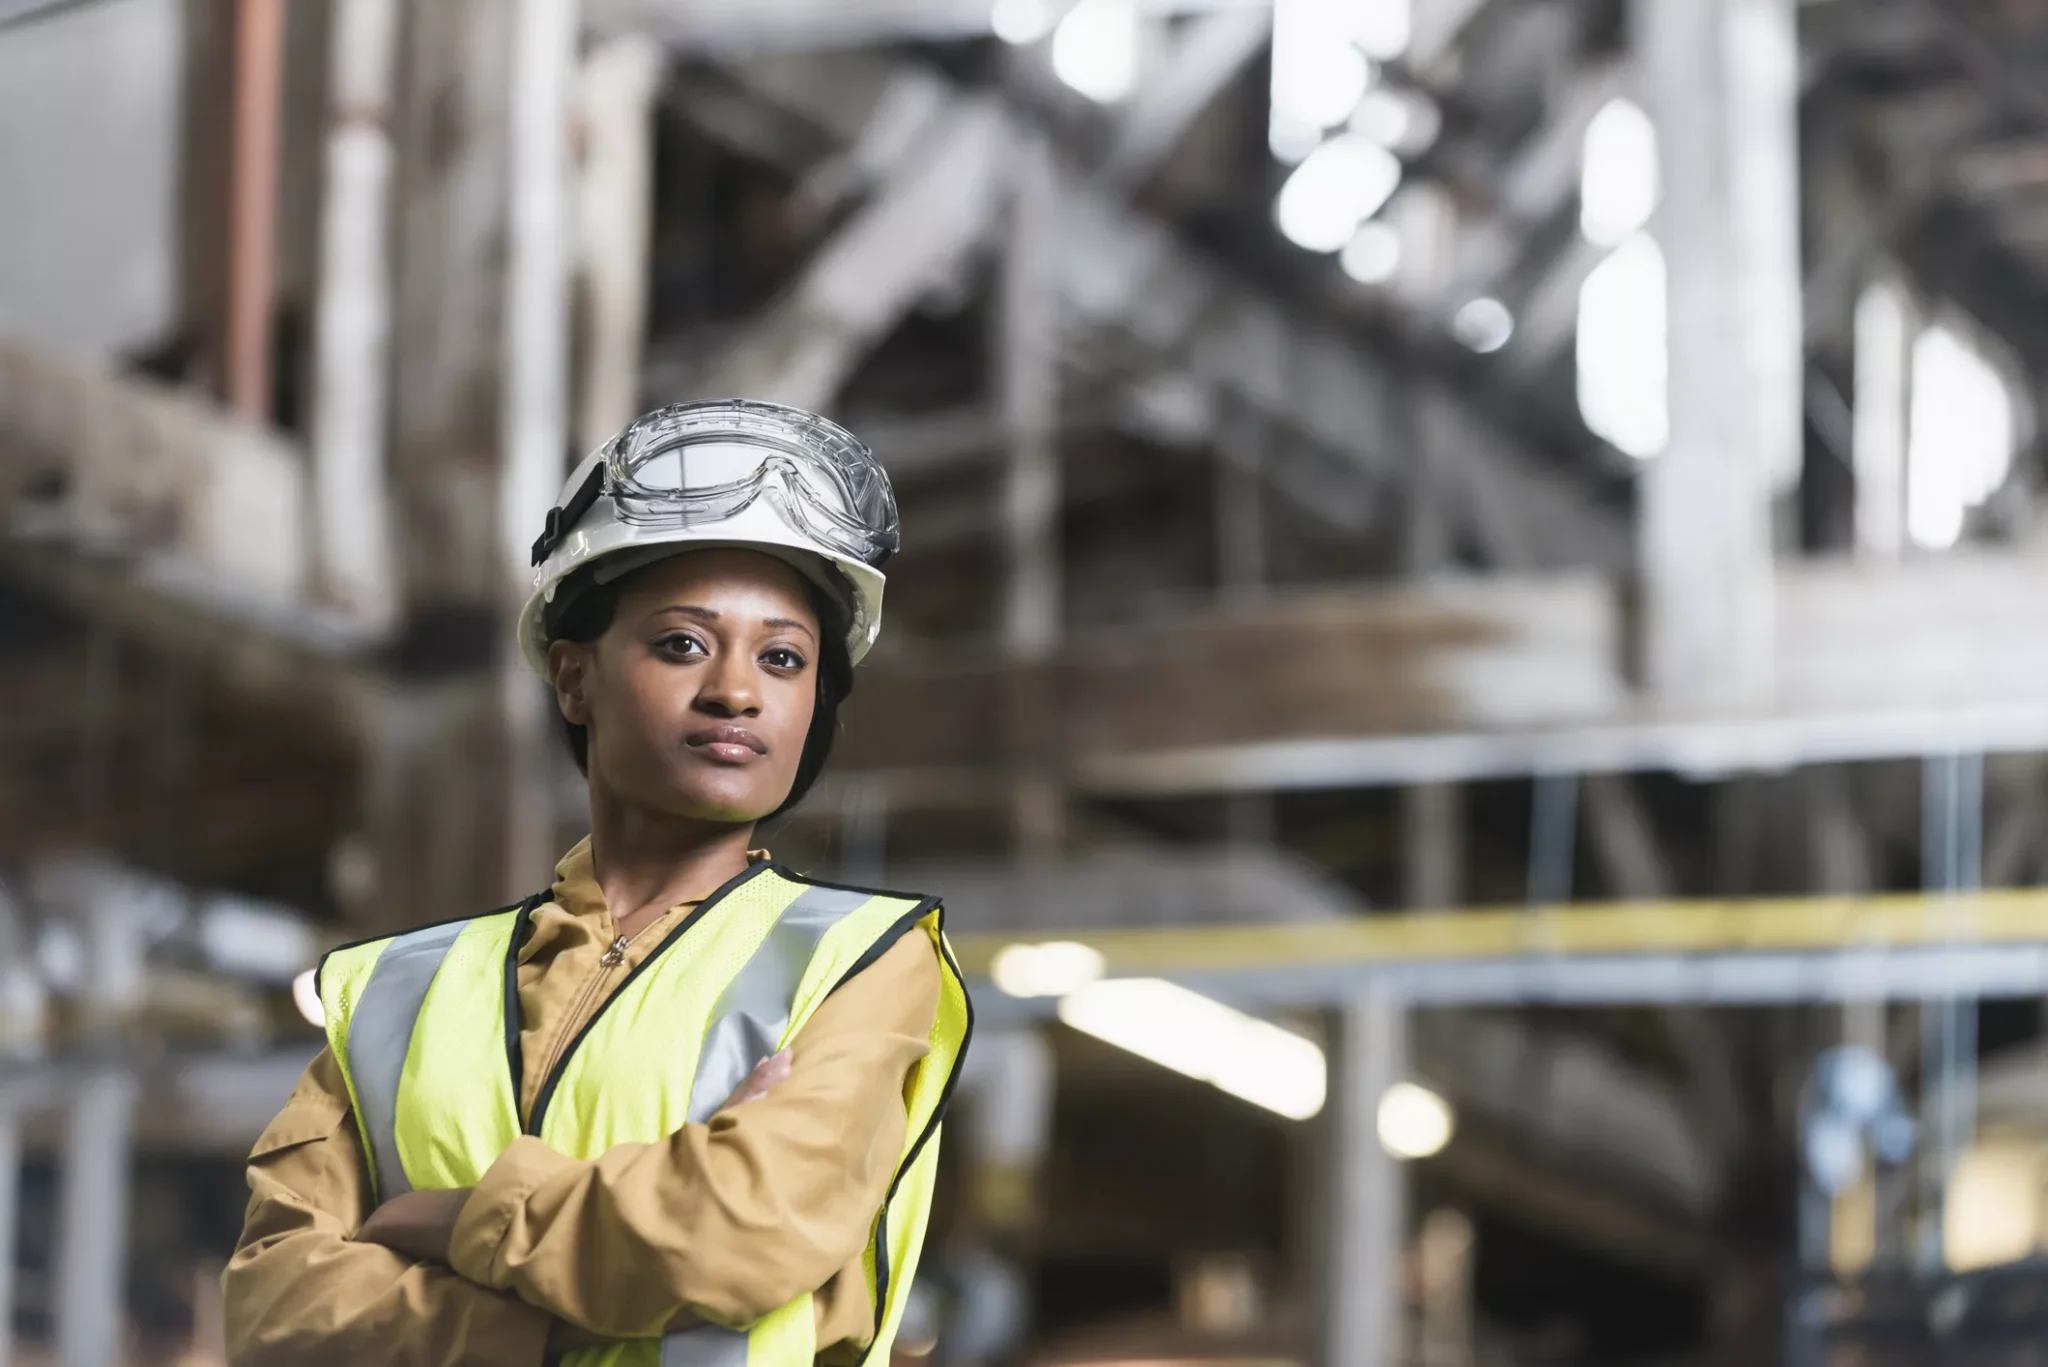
[344,919,471,1202]
[661,1325,751,1367]
[683,885,874,1125]
[661,885,878,1367]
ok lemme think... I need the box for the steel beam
[1432,65,1628,321]
[586,0,1268,51]
[891,844,1362,935]
[1100,6,1272,191]
[704,52,1628,567]
[841,548,2048,794]
[957,886,2048,1010]
[697,99,1009,410]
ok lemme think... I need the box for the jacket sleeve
[447,928,942,1339]
[223,1049,556,1367]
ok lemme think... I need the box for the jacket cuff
[450,1135,580,1291]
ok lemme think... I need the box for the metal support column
[1404,784,1462,910]
[499,0,579,900]
[225,0,285,420]
[1001,134,1065,858]
[573,35,665,455]
[1632,0,1799,707]
[1851,275,1914,562]
[1215,402,1267,607]
[55,1072,137,1367]
[1917,751,1983,1271]
[1526,773,1580,907]
[1215,401,1275,849]
[1404,392,1461,911]
[310,0,402,631]
[1321,988,1407,1367]
[0,1091,16,1367]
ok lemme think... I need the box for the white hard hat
[518,400,897,672]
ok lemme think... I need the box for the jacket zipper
[519,860,771,1138]
[526,929,635,1118]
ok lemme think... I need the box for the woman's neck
[586,788,758,933]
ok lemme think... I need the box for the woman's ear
[548,640,594,725]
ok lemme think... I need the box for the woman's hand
[548,1305,706,1357]
[721,1049,791,1110]
[354,1187,473,1265]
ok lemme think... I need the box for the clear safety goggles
[531,400,900,570]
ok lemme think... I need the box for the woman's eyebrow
[652,605,813,636]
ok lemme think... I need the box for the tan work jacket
[223,840,941,1366]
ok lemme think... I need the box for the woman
[224,401,972,1367]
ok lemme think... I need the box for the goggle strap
[531,460,607,567]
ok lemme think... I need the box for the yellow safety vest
[316,862,973,1367]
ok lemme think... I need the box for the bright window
[1576,233,1668,459]
[1905,318,2019,550]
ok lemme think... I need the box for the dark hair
[542,558,856,821]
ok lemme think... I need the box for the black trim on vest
[505,894,544,1124]
[313,896,532,1008]
[854,902,975,1367]
[765,862,942,907]
[826,898,940,999]
[521,859,776,1138]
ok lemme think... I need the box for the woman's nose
[697,656,763,716]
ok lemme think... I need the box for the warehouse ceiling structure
[6,0,2048,1362]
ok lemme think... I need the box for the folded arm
[447,929,942,1340]
[222,1051,555,1367]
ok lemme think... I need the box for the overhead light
[1276,134,1402,254]
[1580,97,1659,249]
[1349,86,1439,156]
[198,894,318,986]
[1355,0,1412,61]
[990,0,1056,44]
[1268,114,1324,165]
[1348,88,1407,147]
[1341,221,1401,284]
[1377,1081,1454,1158]
[991,941,1106,998]
[1451,296,1514,353]
[1058,978,1327,1120]
[1907,318,2017,550]
[1051,0,1139,103]
[1577,233,1667,458]
[1271,35,1370,131]
[292,969,325,1028]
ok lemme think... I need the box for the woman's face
[548,549,821,823]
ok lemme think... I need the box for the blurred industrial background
[6,0,2048,1362]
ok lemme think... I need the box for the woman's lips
[686,725,768,764]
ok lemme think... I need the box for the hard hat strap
[531,459,606,567]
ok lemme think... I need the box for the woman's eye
[762,648,807,672]
[655,633,707,658]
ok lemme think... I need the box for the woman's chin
[662,779,784,826]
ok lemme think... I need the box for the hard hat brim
[519,526,885,675]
